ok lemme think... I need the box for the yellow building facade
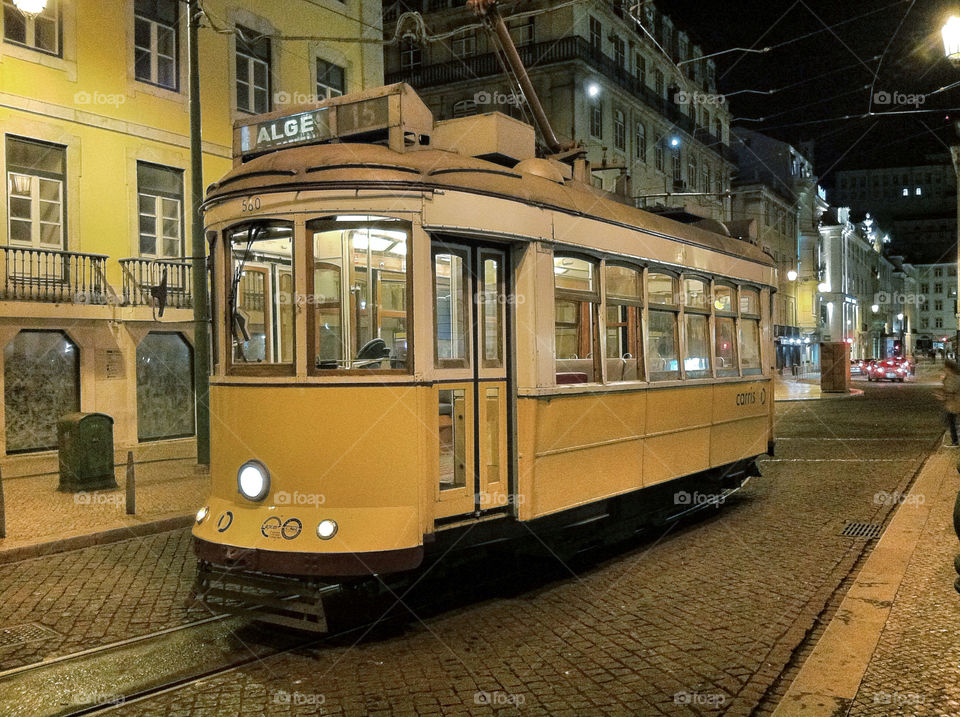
[0,0,382,475]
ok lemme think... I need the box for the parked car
[867,358,909,382]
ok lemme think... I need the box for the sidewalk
[773,440,960,715]
[775,373,864,401]
[0,457,208,563]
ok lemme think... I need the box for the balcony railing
[386,35,736,163]
[119,258,193,310]
[0,245,109,304]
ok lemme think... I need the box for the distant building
[913,263,958,354]
[730,129,819,368]
[383,0,737,221]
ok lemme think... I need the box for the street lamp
[943,16,960,61]
[787,269,798,281]
[11,0,46,16]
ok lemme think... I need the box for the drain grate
[840,522,884,540]
[0,623,59,648]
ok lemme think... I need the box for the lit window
[2,0,59,55]
[604,264,642,382]
[915,186,922,196]
[316,59,345,99]
[647,272,679,380]
[135,0,178,90]
[308,217,409,373]
[6,135,65,250]
[902,187,909,197]
[554,256,599,384]
[236,26,270,114]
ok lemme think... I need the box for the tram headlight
[196,506,209,524]
[316,519,338,540]
[237,460,270,502]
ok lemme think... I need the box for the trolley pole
[189,0,211,466]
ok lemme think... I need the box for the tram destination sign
[236,96,392,158]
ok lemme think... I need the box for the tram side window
[715,284,738,377]
[554,255,599,384]
[227,221,294,368]
[646,272,680,380]
[604,264,642,382]
[308,217,410,371]
[740,288,762,375]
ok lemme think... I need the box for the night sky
[664,0,957,187]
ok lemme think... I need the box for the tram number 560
[240,196,262,213]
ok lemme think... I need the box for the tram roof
[205,142,773,268]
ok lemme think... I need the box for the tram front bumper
[194,536,424,577]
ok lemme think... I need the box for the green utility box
[57,412,118,492]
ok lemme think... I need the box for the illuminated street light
[669,136,680,147]
[786,269,797,281]
[943,16,960,62]
[897,313,904,321]
[587,83,600,97]
[817,282,829,293]
[871,304,879,313]
[12,0,45,16]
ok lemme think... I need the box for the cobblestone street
[0,380,950,716]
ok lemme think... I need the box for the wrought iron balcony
[0,245,109,304]
[119,258,193,310]
[386,35,736,163]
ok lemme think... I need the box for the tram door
[433,241,510,522]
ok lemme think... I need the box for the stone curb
[0,515,193,566]
[775,388,865,402]
[770,444,948,715]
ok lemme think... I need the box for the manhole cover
[840,522,884,539]
[0,623,59,648]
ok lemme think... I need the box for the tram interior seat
[605,357,639,382]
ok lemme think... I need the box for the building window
[920,283,929,294]
[508,17,534,46]
[713,117,722,141]
[672,147,682,184]
[702,165,710,194]
[936,317,944,329]
[6,136,66,250]
[236,26,270,114]
[316,58,345,99]
[921,317,929,329]
[590,101,602,138]
[614,109,625,151]
[935,267,943,277]
[915,186,922,196]
[400,40,421,69]
[452,33,475,58]
[687,155,697,189]
[3,0,58,55]
[902,187,909,197]
[134,0,178,90]
[935,299,943,312]
[655,69,664,97]
[613,36,625,68]
[655,137,664,171]
[935,283,943,294]
[137,162,183,258]
[452,99,477,118]
[137,332,195,441]
[4,330,79,453]
[635,122,646,162]
[589,16,601,51]
[635,53,646,84]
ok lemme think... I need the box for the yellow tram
[192,83,775,627]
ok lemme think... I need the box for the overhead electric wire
[866,0,917,114]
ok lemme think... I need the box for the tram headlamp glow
[316,519,338,540]
[237,460,270,502]
[196,506,209,524]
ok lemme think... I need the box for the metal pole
[0,466,6,539]
[125,451,136,516]
[189,0,211,466]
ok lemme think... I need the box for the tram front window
[308,217,410,372]
[227,221,294,368]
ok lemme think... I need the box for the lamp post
[943,17,960,359]
[188,0,211,466]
